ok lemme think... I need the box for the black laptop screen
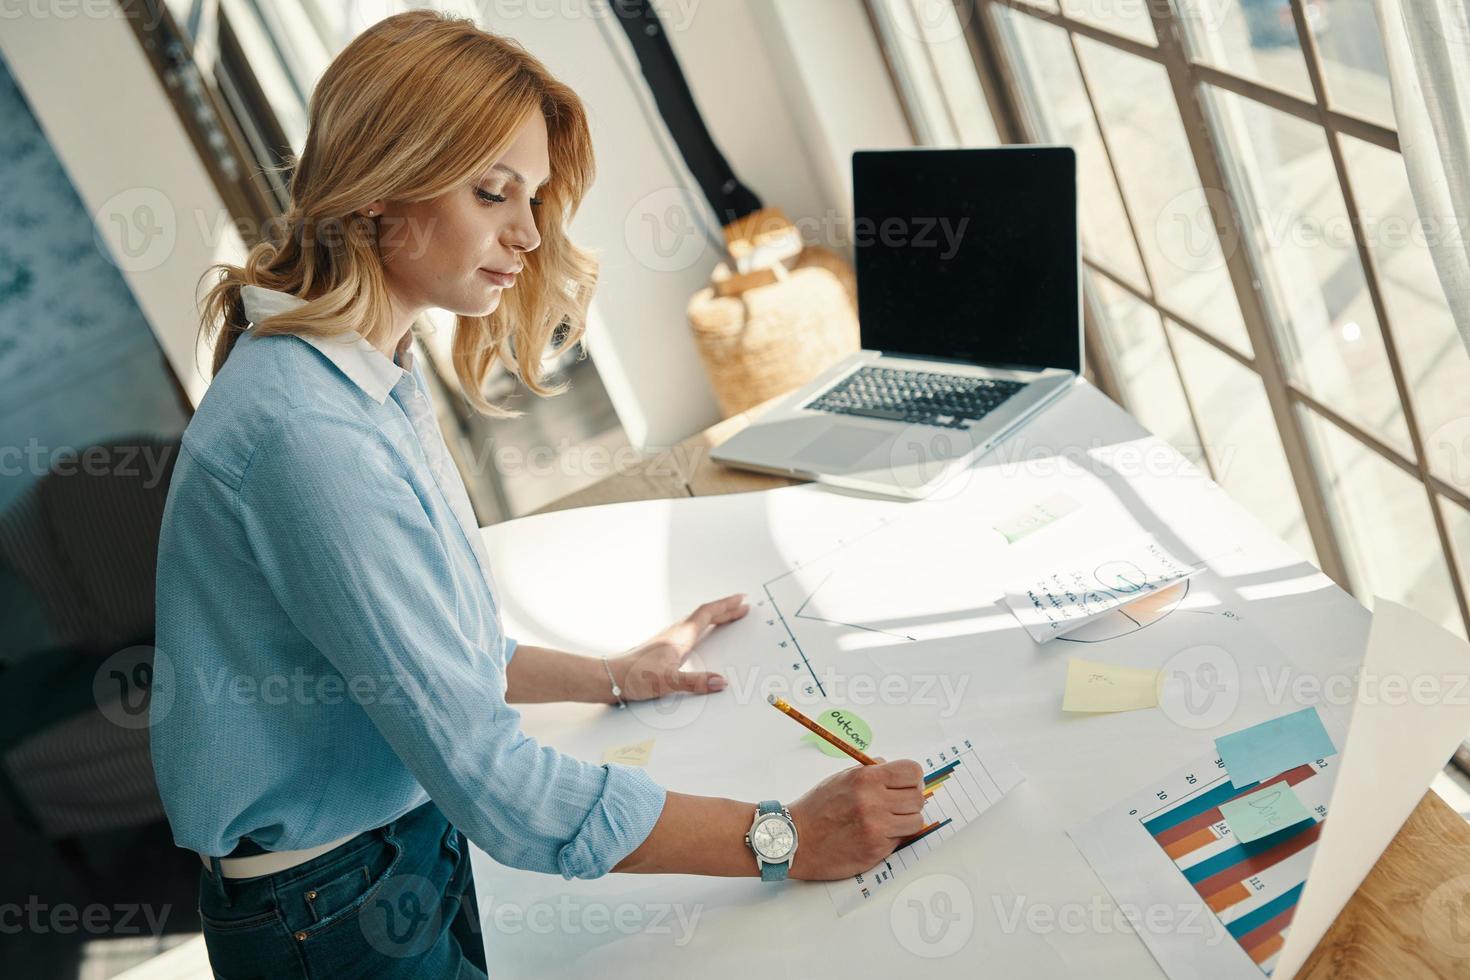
[852,147,1081,374]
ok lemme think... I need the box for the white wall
[744,0,914,245]
[0,6,248,409]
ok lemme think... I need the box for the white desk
[470,383,1470,978]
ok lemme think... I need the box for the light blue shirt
[151,286,666,877]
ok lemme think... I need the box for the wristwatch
[745,800,798,881]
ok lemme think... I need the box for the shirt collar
[240,284,407,405]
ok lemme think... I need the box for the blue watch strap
[757,800,790,882]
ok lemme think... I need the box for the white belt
[199,832,360,879]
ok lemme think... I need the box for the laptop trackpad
[794,425,889,470]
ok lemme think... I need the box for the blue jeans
[198,800,487,979]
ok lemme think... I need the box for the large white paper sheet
[466,386,1420,978]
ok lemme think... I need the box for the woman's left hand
[611,594,749,702]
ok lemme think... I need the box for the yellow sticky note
[602,738,655,767]
[1062,658,1161,713]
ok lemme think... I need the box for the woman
[152,11,925,978]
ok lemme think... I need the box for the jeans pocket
[294,831,405,942]
[199,906,304,979]
[303,862,374,925]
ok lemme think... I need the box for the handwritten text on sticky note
[602,739,655,767]
[1219,782,1314,842]
[804,708,873,759]
[1062,658,1161,713]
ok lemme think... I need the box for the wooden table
[534,403,1470,978]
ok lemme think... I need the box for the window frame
[866,0,1470,638]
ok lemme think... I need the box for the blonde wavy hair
[199,9,598,415]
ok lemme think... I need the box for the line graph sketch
[791,569,920,641]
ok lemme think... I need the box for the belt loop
[209,855,233,908]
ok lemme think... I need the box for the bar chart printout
[825,738,1022,916]
[1068,752,1338,978]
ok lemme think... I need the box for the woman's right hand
[787,759,927,881]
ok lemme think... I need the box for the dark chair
[0,435,178,842]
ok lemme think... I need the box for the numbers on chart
[1185,773,1198,785]
[1247,875,1265,892]
[1157,790,1169,801]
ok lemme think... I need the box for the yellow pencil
[766,694,941,797]
[767,694,881,766]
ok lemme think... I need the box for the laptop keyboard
[803,366,1027,429]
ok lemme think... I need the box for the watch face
[751,815,795,861]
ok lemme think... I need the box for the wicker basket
[687,245,860,418]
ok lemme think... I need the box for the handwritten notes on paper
[1220,782,1314,843]
[1215,707,1337,787]
[602,739,656,767]
[803,708,874,759]
[1062,659,1161,713]
[993,492,1082,544]
[1003,535,1202,643]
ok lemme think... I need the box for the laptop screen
[852,147,1081,374]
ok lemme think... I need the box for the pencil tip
[767,693,777,704]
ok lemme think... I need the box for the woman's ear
[358,200,386,218]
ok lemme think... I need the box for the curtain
[1374,0,1470,355]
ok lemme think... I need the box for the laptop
[711,146,1082,500]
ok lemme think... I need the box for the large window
[869,0,1470,641]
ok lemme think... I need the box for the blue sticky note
[1215,707,1336,787]
[1219,782,1315,843]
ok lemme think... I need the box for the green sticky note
[1219,782,1314,843]
[802,707,873,759]
[994,493,1081,544]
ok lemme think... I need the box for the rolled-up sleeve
[237,412,665,878]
